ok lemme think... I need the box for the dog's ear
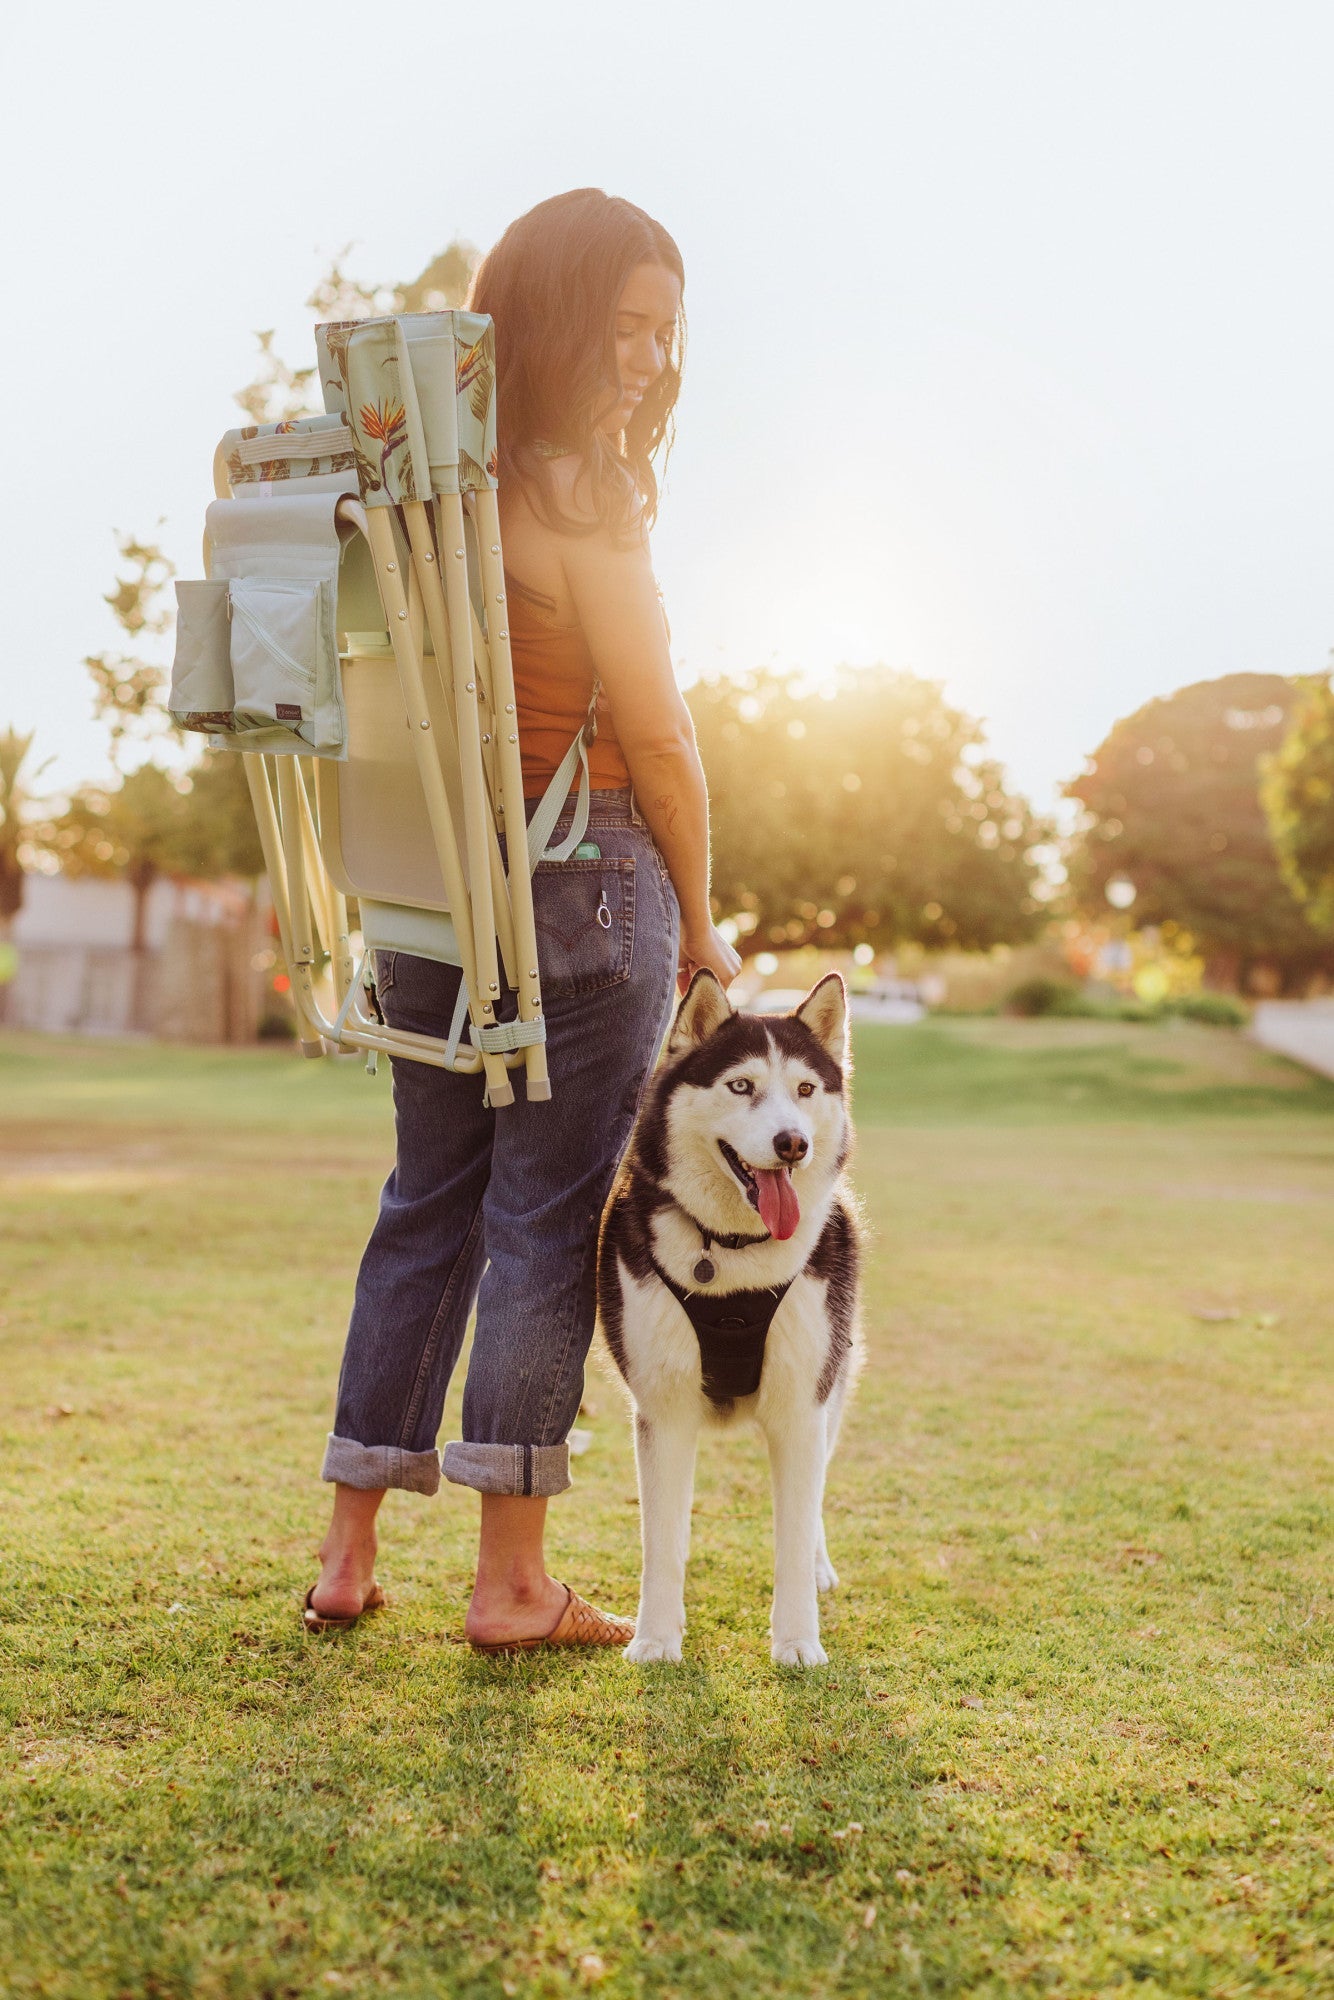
[795,972,848,1065]
[669,969,735,1055]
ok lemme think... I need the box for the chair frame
[208,410,551,1107]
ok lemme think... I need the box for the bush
[1168,992,1249,1028]
[1003,976,1087,1017]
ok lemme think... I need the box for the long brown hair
[469,188,685,541]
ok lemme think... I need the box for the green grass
[2,1020,1332,1998]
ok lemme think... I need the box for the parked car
[849,982,925,1025]
[745,980,927,1024]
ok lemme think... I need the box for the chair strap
[472,1018,547,1053]
[233,422,355,466]
[333,950,371,1042]
[525,731,591,871]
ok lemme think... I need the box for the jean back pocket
[530,856,635,997]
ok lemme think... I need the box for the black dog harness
[650,1254,794,1404]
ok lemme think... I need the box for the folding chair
[170,312,599,1106]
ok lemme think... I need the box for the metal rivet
[528,968,538,979]
[466,681,475,692]
[490,544,500,554]
[505,703,514,714]
[455,548,464,559]
[488,981,499,993]
[397,610,407,620]
[481,733,490,743]
[495,592,505,603]
[419,718,430,730]
[508,733,517,742]
[386,562,396,572]
[423,550,434,562]
[499,629,508,639]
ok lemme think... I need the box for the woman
[307,189,741,1648]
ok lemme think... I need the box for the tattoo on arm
[654,793,679,835]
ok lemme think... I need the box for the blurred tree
[85,535,175,764]
[82,526,265,891]
[1261,672,1334,934]
[236,240,480,424]
[40,764,195,952]
[0,728,44,939]
[1066,672,1332,992]
[690,667,1048,955]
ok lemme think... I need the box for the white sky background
[3,0,1333,812]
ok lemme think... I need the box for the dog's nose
[773,1129,809,1164]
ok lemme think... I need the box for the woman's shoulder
[502,456,651,605]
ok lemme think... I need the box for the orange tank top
[506,575,631,801]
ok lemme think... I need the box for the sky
[4,0,1333,814]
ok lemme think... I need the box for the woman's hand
[678,924,742,995]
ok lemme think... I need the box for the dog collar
[680,1213,771,1284]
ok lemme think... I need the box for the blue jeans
[322,791,679,1499]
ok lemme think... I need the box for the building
[3,873,265,1041]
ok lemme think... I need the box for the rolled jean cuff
[442,1441,571,1498]
[321,1433,441,1495]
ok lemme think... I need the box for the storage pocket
[228,578,322,733]
[169,580,234,733]
[530,856,635,998]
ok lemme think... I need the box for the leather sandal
[468,1584,634,1654]
[302,1582,386,1634]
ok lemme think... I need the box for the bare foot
[464,1572,571,1647]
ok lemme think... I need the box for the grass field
[2,1019,1332,1998]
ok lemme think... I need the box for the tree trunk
[0,908,15,1027]
[127,861,158,1034]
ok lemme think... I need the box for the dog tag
[693,1255,716,1285]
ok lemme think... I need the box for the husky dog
[598,970,860,1667]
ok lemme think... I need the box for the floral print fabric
[315,312,498,503]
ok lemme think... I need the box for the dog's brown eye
[797,1081,815,1097]
[726,1078,753,1095]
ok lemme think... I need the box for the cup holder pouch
[170,580,234,734]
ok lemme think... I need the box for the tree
[0,728,44,938]
[84,535,176,763]
[0,728,50,1024]
[1066,672,1332,992]
[236,241,480,424]
[41,764,196,950]
[689,666,1048,955]
[1261,672,1334,933]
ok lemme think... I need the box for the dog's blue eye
[726,1078,753,1095]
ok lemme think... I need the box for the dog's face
[644,972,851,1241]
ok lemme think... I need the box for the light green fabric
[357,899,462,965]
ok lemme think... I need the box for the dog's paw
[815,1556,839,1593]
[771,1636,828,1668]
[625,1634,683,1665]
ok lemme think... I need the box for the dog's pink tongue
[753,1166,801,1240]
